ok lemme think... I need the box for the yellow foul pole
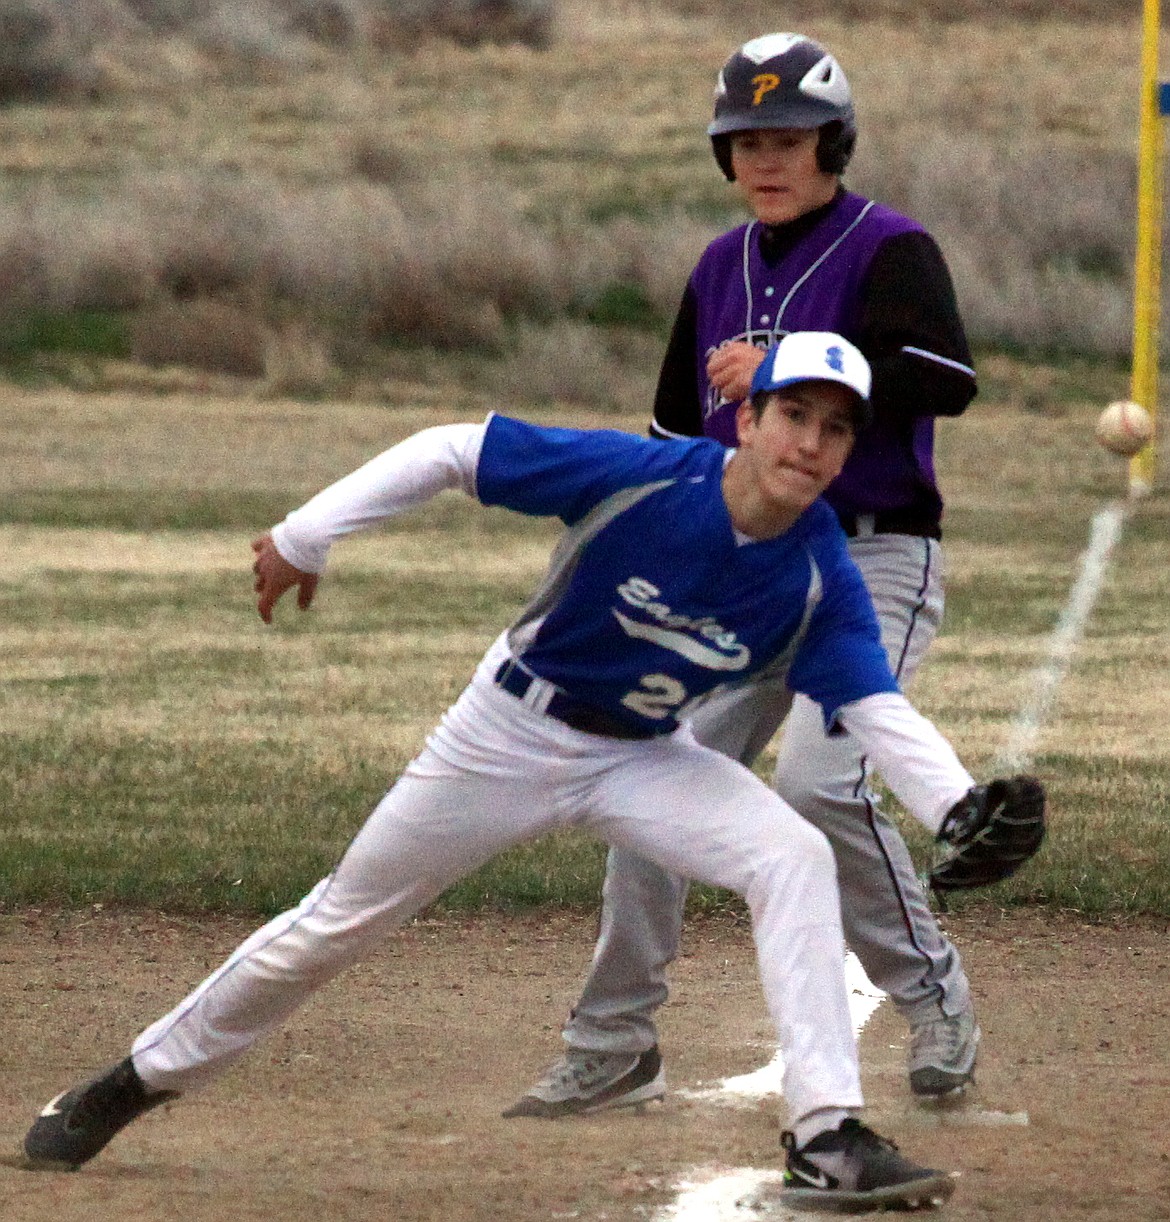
[1129,0,1164,494]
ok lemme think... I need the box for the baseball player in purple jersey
[22,334,1043,1210]
[507,33,985,1120]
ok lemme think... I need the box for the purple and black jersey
[652,190,977,537]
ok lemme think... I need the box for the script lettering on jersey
[614,577,751,672]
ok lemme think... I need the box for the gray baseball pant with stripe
[562,532,973,1054]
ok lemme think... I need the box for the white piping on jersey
[901,344,976,379]
[740,223,755,327]
[747,549,823,684]
[611,608,751,671]
[649,420,693,442]
[505,477,680,659]
[742,201,878,344]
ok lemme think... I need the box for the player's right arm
[648,285,704,440]
[270,422,486,577]
[252,533,318,624]
[255,417,704,622]
[254,421,487,622]
[705,341,765,406]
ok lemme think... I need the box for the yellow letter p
[751,73,781,106]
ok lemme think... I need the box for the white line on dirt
[656,1166,789,1221]
[657,954,885,1219]
[994,498,1129,772]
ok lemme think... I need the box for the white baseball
[1095,400,1154,457]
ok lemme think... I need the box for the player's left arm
[789,540,1045,886]
[839,694,1047,891]
[855,231,978,424]
[789,575,973,832]
[835,692,974,833]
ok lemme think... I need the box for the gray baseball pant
[562,532,973,1054]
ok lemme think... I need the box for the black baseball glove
[929,775,1046,892]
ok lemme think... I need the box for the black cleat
[781,1118,956,1210]
[502,1045,665,1118]
[23,1058,178,1171]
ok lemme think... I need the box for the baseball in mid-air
[1095,399,1154,457]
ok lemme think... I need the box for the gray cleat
[503,1045,665,1118]
[908,1009,981,1100]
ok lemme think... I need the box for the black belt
[837,509,941,540]
[493,659,660,740]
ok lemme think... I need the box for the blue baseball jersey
[474,414,899,735]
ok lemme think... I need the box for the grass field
[0,0,1159,395]
[1,0,1168,922]
[3,352,1169,920]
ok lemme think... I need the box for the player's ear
[735,396,759,446]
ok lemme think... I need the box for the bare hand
[251,534,319,625]
[706,342,766,404]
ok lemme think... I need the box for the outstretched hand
[251,534,319,624]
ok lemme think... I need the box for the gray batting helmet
[708,33,857,181]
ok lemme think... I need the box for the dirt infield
[1,907,1167,1221]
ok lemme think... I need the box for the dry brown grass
[4,363,1169,772]
[0,383,605,496]
[679,0,1155,20]
[128,299,269,375]
[0,0,1158,392]
[4,361,1170,917]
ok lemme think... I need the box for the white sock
[791,1107,861,1149]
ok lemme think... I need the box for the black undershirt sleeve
[855,231,978,425]
[649,284,704,439]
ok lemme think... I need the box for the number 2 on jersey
[620,673,688,719]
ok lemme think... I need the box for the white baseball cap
[749,331,872,428]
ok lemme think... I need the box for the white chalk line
[994,499,1129,773]
[656,953,1031,1220]
[655,954,883,1221]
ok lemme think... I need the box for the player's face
[729,128,838,225]
[734,383,856,520]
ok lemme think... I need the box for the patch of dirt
[1,907,1168,1220]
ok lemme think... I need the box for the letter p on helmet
[751,73,781,106]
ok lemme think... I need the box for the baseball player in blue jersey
[507,32,987,1120]
[22,334,1043,1210]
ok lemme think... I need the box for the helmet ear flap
[711,123,855,182]
[816,121,855,175]
[711,134,735,181]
